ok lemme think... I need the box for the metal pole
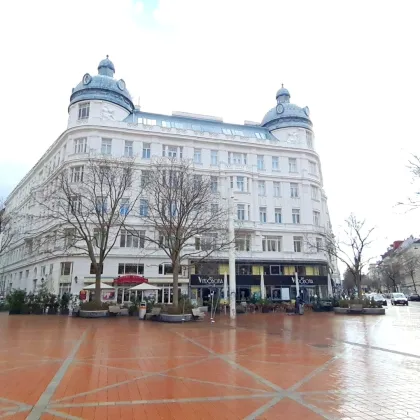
[295,271,300,298]
[229,194,236,320]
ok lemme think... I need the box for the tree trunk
[172,260,179,307]
[356,273,362,298]
[411,275,418,293]
[94,270,102,304]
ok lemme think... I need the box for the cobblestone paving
[0,303,419,419]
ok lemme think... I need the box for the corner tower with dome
[0,57,339,304]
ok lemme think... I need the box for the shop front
[190,274,329,304]
[114,275,149,304]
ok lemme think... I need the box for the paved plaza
[0,304,420,420]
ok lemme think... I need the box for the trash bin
[299,303,304,315]
[139,302,147,320]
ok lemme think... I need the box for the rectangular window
[275,208,282,224]
[64,228,75,247]
[316,237,322,252]
[306,130,313,149]
[194,148,202,163]
[120,198,130,215]
[222,128,232,135]
[141,170,150,188]
[142,118,156,126]
[313,211,320,226]
[273,181,281,197]
[233,129,244,136]
[118,263,144,275]
[259,207,267,223]
[293,236,303,252]
[311,185,319,200]
[142,143,151,159]
[101,138,112,155]
[289,158,297,173]
[195,233,218,251]
[74,138,87,154]
[78,103,90,120]
[124,141,133,157]
[60,262,72,276]
[211,150,218,165]
[236,176,245,192]
[257,155,265,170]
[120,230,145,248]
[262,236,282,252]
[211,203,218,215]
[96,197,107,214]
[211,176,218,193]
[292,209,300,224]
[290,183,299,198]
[70,166,84,183]
[272,156,279,170]
[309,161,317,175]
[93,228,103,247]
[161,120,171,128]
[69,196,81,214]
[139,199,149,216]
[229,152,247,165]
[237,204,245,220]
[235,235,251,251]
[258,180,266,195]
[255,132,267,140]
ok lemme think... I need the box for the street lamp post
[228,194,236,320]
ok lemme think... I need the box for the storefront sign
[191,275,224,286]
[291,277,314,285]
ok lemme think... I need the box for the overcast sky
[1,0,420,270]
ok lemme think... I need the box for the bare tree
[402,255,419,294]
[0,198,14,258]
[134,158,231,306]
[379,261,401,292]
[310,214,374,298]
[35,157,141,303]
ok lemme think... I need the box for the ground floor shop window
[59,283,71,298]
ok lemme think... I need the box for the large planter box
[334,307,385,315]
[160,314,192,323]
[79,310,109,318]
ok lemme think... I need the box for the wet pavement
[0,302,419,419]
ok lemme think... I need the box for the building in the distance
[375,237,420,294]
[0,57,337,304]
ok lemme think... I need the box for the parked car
[391,293,408,306]
[368,294,387,306]
[408,293,420,302]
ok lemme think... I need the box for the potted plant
[59,293,70,315]
[70,294,81,316]
[6,289,27,315]
[47,294,59,315]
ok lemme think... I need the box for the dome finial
[281,83,284,88]
[106,54,109,59]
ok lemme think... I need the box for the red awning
[114,275,149,285]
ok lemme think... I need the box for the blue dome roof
[69,56,134,113]
[261,86,312,130]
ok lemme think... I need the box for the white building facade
[0,57,337,304]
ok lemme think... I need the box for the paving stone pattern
[0,304,420,419]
